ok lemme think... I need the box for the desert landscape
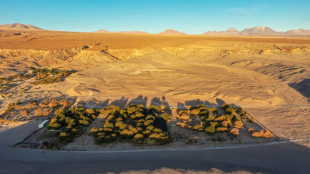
[0,25,310,173]
[1,0,310,172]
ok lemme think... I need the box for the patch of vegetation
[31,68,75,85]
[1,99,72,121]
[176,104,243,136]
[0,68,76,99]
[91,104,172,145]
[250,129,274,138]
[48,107,99,144]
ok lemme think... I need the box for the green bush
[146,115,156,120]
[205,126,215,134]
[134,134,144,139]
[90,128,98,133]
[48,122,61,129]
[193,124,202,130]
[148,105,162,113]
[59,132,67,137]
[104,121,114,128]
[190,109,200,115]
[144,120,154,126]
[161,113,172,121]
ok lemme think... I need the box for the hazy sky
[1,0,309,34]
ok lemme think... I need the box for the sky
[0,0,309,34]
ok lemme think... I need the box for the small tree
[234,121,243,128]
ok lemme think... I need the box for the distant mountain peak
[93,29,109,33]
[256,26,266,29]
[159,29,186,35]
[226,28,238,32]
[239,26,278,35]
[286,29,310,35]
[0,23,41,30]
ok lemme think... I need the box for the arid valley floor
[1,29,310,173]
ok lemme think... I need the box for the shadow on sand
[289,79,310,101]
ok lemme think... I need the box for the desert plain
[0,28,310,173]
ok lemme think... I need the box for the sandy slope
[62,54,295,106]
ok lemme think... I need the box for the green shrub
[161,113,172,121]
[120,129,134,138]
[206,115,215,121]
[104,121,114,128]
[199,110,208,116]
[134,134,144,139]
[216,127,228,132]
[59,132,67,137]
[79,120,89,126]
[90,127,98,133]
[149,133,161,139]
[193,124,202,130]
[215,115,226,121]
[103,127,113,132]
[205,126,215,134]
[135,113,145,119]
[190,109,200,115]
[48,122,61,129]
[153,128,162,133]
[209,122,218,128]
[144,120,154,126]
[146,115,156,120]
[128,126,138,134]
[143,130,151,135]
[146,125,155,131]
[86,109,95,115]
[148,105,162,113]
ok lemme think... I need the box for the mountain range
[94,26,310,36]
[93,29,148,34]
[203,28,239,35]
[1,23,309,36]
